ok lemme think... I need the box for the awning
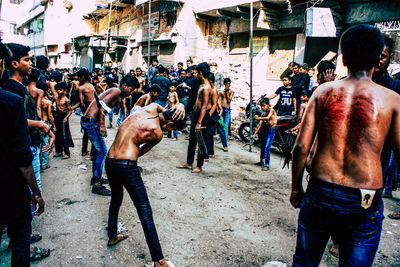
[194,0,287,22]
[135,0,185,6]
[83,0,135,19]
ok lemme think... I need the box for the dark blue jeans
[293,178,384,267]
[105,158,164,262]
[81,119,108,180]
[260,127,276,167]
[384,151,397,195]
[1,207,32,267]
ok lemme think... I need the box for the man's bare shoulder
[81,82,95,91]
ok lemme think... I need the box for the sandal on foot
[388,211,400,219]
[176,164,192,170]
[107,233,128,247]
[192,167,202,173]
[62,155,70,160]
[30,234,42,244]
[329,244,339,258]
[30,246,50,262]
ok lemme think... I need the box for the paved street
[1,113,400,266]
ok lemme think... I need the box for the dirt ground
[1,114,400,266]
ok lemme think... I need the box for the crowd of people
[1,23,400,267]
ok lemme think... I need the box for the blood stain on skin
[347,95,374,145]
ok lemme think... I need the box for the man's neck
[284,85,291,89]
[348,69,374,80]
[10,72,24,84]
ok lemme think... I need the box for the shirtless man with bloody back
[291,24,400,266]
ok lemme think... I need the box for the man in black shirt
[3,43,51,262]
[291,62,310,114]
[0,42,46,265]
[186,65,200,115]
[152,65,171,107]
[268,76,297,116]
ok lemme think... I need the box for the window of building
[10,0,24,4]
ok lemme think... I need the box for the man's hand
[42,140,54,153]
[290,189,305,208]
[32,193,45,216]
[63,118,68,123]
[41,121,50,134]
[100,126,107,137]
[323,69,336,82]
[254,115,260,120]
[195,122,202,132]
[171,103,185,120]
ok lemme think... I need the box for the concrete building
[0,0,26,44]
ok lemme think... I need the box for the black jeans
[105,158,164,262]
[187,109,210,167]
[54,111,70,155]
[1,207,32,267]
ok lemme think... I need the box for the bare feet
[62,154,70,160]
[262,166,270,171]
[204,158,209,162]
[107,233,128,247]
[209,155,215,158]
[176,163,192,169]
[154,259,175,267]
[223,147,228,152]
[192,167,202,173]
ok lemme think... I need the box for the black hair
[260,97,270,105]
[317,60,336,75]
[120,74,140,89]
[177,62,183,66]
[301,63,309,71]
[170,81,179,87]
[28,67,40,82]
[195,62,210,78]
[181,69,187,73]
[162,109,186,131]
[340,24,384,72]
[92,75,99,80]
[292,62,300,68]
[150,84,161,93]
[208,72,215,83]
[0,43,12,62]
[189,65,196,72]
[6,43,30,69]
[135,67,141,71]
[72,67,78,72]
[153,59,159,63]
[158,65,167,74]
[384,35,394,55]
[36,55,49,71]
[50,71,63,83]
[77,68,90,81]
[223,77,231,84]
[186,59,193,63]
[301,90,310,97]
[55,81,68,91]
[283,75,292,81]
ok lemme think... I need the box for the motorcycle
[238,98,299,167]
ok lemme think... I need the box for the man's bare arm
[138,140,161,157]
[227,90,235,103]
[78,86,84,108]
[209,90,218,117]
[293,98,297,115]
[47,103,56,131]
[390,101,400,167]
[290,95,317,208]
[36,90,43,117]
[196,87,210,132]
[268,93,278,100]
[19,164,44,216]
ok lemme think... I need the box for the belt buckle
[360,189,376,209]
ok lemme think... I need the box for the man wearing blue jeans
[106,103,185,267]
[218,78,234,152]
[81,74,140,196]
[291,25,400,266]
